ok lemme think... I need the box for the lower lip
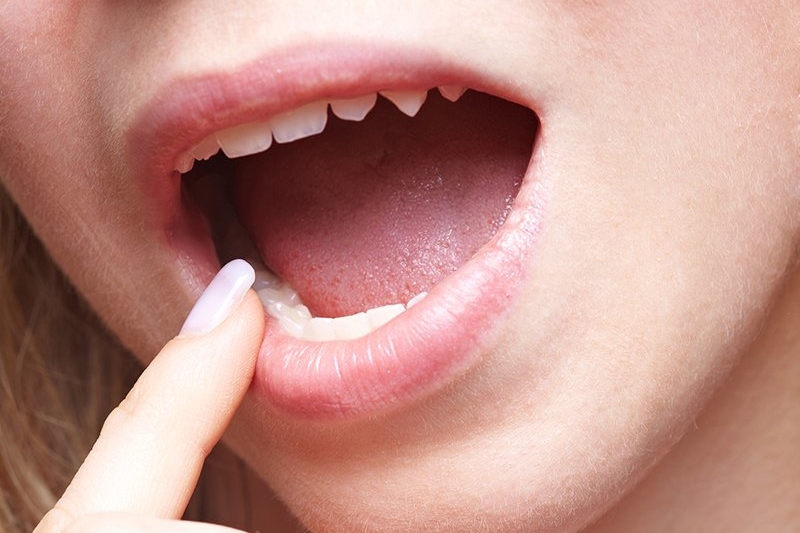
[251,160,545,419]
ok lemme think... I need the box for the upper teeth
[175,86,466,173]
[217,121,272,159]
[377,90,427,117]
[329,93,378,121]
[270,100,329,144]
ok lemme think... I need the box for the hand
[34,260,265,533]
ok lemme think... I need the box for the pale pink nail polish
[179,259,255,336]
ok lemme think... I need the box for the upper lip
[127,41,534,192]
[126,40,544,419]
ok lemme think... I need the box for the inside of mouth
[184,89,537,336]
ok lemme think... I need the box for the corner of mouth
[126,43,547,420]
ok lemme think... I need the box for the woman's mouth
[128,45,544,420]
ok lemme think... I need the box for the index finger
[39,260,264,528]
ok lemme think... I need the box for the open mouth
[129,47,543,419]
[184,88,536,339]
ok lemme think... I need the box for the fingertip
[179,259,256,337]
[237,288,267,335]
[213,288,266,361]
[160,287,265,398]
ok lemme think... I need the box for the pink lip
[128,42,546,419]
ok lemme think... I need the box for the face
[2,2,799,532]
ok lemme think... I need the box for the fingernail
[179,259,255,336]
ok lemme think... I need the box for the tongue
[232,90,536,318]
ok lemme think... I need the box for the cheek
[521,0,800,456]
[0,19,189,359]
[1,3,93,221]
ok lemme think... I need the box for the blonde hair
[0,185,139,532]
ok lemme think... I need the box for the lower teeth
[253,267,427,341]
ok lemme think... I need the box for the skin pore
[1,1,799,532]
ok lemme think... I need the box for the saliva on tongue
[232,90,537,318]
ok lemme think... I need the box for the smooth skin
[2,1,799,532]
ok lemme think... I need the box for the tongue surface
[232,91,536,318]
